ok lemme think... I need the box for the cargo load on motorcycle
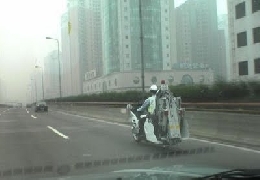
[126,80,189,147]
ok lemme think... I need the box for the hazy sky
[0,0,66,103]
[0,0,227,103]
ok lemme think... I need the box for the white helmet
[149,84,158,91]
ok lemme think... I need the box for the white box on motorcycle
[160,80,168,91]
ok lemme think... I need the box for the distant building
[218,14,230,80]
[175,0,223,79]
[228,0,260,80]
[217,30,227,80]
[44,50,60,99]
[30,72,42,102]
[0,78,3,103]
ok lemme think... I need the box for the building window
[165,27,168,31]
[254,58,260,74]
[252,0,260,13]
[124,16,128,20]
[125,35,128,39]
[166,36,169,39]
[124,7,128,12]
[253,27,260,43]
[115,79,117,86]
[167,54,169,57]
[165,9,168,13]
[126,45,129,48]
[109,80,111,86]
[126,54,130,58]
[166,44,169,48]
[124,0,127,2]
[239,61,248,75]
[235,2,246,19]
[237,31,247,48]
[165,18,168,21]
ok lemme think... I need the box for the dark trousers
[139,116,146,134]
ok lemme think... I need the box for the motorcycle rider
[137,84,158,136]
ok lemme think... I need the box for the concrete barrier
[49,104,260,147]
[47,101,260,112]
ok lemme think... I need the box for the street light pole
[139,0,145,99]
[46,37,62,99]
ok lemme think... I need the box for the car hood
[36,165,229,180]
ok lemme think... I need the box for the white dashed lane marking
[47,126,69,140]
[31,115,37,119]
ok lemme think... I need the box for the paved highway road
[0,107,260,179]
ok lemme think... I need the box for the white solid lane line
[189,138,260,154]
[31,115,37,119]
[47,126,69,140]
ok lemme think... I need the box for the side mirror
[126,104,133,110]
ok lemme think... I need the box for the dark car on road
[26,104,32,108]
[35,102,48,112]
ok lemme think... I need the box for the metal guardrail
[48,102,260,110]
[49,101,260,106]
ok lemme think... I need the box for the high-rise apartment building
[63,0,82,96]
[176,0,223,79]
[61,0,102,96]
[228,0,260,80]
[85,0,103,78]
[101,0,176,75]
[61,12,73,97]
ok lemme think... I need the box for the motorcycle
[126,81,189,147]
